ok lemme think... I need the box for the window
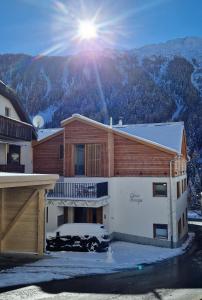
[5,106,10,117]
[74,144,103,176]
[74,144,85,175]
[181,180,184,193]
[184,178,187,191]
[177,181,181,199]
[178,218,182,238]
[153,224,168,239]
[7,145,21,164]
[59,144,64,159]
[182,213,185,227]
[46,207,48,223]
[153,183,167,197]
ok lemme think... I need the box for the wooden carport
[0,173,58,255]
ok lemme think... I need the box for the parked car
[46,223,110,252]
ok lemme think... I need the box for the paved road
[0,225,202,300]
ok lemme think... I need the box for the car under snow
[46,223,110,252]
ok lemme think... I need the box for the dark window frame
[46,207,48,223]
[59,144,64,160]
[181,179,184,193]
[182,213,185,227]
[153,183,167,197]
[184,178,187,191]
[178,218,182,238]
[153,224,168,239]
[74,144,85,176]
[5,106,10,117]
[177,181,181,199]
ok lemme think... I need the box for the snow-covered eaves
[37,128,63,141]
[61,113,111,131]
[113,122,184,154]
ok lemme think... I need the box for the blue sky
[1,0,202,55]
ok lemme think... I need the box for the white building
[33,114,188,248]
[0,80,35,173]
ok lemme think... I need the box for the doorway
[74,207,103,223]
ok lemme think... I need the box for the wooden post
[108,131,114,177]
[37,189,45,255]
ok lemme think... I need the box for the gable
[61,115,179,155]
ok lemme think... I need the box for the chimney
[110,117,113,128]
[118,117,123,126]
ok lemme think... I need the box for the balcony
[47,181,109,208]
[0,115,32,141]
[0,164,25,173]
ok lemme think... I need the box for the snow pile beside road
[0,233,194,288]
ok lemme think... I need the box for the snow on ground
[0,233,194,288]
[188,210,202,219]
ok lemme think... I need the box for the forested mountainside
[1,36,202,200]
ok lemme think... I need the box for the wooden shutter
[86,144,102,176]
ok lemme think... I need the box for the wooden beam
[0,189,39,242]
[37,190,45,255]
[108,132,114,177]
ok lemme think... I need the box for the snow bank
[0,233,194,288]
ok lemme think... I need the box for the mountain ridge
[0,36,202,154]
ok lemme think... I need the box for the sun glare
[78,20,98,40]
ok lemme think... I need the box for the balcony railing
[0,164,25,173]
[47,182,108,199]
[0,115,32,141]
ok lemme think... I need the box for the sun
[78,20,98,40]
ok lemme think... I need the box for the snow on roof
[61,113,111,130]
[113,122,184,154]
[40,114,184,154]
[37,128,63,141]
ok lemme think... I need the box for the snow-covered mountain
[0,37,202,156]
[133,36,202,61]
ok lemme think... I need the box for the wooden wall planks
[33,119,187,178]
[33,132,63,175]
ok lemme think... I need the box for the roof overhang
[0,173,59,189]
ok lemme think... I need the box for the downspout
[169,156,180,248]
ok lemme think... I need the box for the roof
[61,114,184,154]
[37,128,63,141]
[0,80,37,139]
[37,114,185,155]
[0,172,59,188]
[113,122,184,154]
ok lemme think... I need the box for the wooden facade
[63,120,109,177]
[33,132,64,176]
[0,174,58,255]
[33,116,187,178]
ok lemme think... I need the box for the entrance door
[74,207,88,223]
[74,207,103,223]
